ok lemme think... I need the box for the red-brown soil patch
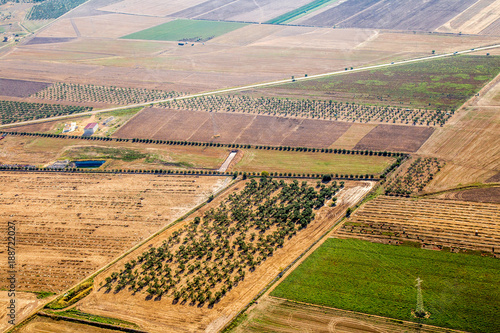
[354,124,434,152]
[436,186,500,204]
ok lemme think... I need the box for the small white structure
[63,122,77,133]
[103,116,114,126]
[84,122,98,136]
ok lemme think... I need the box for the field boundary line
[2,44,500,129]
[269,297,470,333]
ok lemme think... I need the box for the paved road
[1,43,499,129]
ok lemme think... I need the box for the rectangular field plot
[122,19,247,42]
[0,78,52,98]
[0,173,228,293]
[353,124,434,152]
[233,149,393,175]
[337,195,500,253]
[301,0,478,31]
[170,0,314,23]
[265,55,500,109]
[271,238,500,333]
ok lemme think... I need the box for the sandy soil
[98,0,206,17]
[0,172,229,292]
[75,180,371,333]
[15,315,119,333]
[0,292,45,333]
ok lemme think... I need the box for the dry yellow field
[0,172,229,293]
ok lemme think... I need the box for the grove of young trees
[102,177,341,306]
[26,0,87,20]
[385,157,442,196]
[33,83,184,105]
[0,100,91,124]
[161,95,453,126]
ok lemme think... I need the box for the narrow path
[1,43,499,130]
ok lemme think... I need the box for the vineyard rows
[0,100,91,125]
[384,157,442,196]
[161,95,453,126]
[103,177,341,306]
[33,83,184,105]
[338,196,500,254]
[26,0,87,20]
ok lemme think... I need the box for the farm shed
[83,122,98,136]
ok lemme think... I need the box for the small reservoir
[72,160,106,168]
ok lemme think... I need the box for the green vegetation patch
[273,55,500,109]
[0,100,92,125]
[234,150,393,176]
[271,238,500,333]
[47,279,93,310]
[27,0,88,20]
[122,19,248,42]
[265,0,339,24]
[48,309,139,328]
[63,146,147,162]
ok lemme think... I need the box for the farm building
[63,122,77,133]
[83,122,98,136]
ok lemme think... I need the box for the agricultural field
[0,172,229,292]
[170,0,314,23]
[33,82,183,105]
[299,0,478,31]
[271,238,500,333]
[259,55,500,109]
[435,185,500,204]
[0,78,51,98]
[122,19,248,42]
[437,0,500,35]
[0,100,92,125]
[114,107,434,152]
[0,292,47,333]
[384,156,443,196]
[164,94,453,126]
[336,195,500,254]
[26,0,88,20]
[229,296,456,333]
[75,179,373,332]
[0,135,229,171]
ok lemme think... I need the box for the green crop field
[271,238,500,333]
[122,19,248,42]
[268,55,500,109]
[233,149,393,176]
[265,0,339,25]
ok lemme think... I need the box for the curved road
[1,43,499,129]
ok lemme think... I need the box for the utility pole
[415,277,427,318]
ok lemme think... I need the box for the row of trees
[0,100,91,125]
[33,82,184,105]
[161,95,453,126]
[385,157,442,196]
[102,177,341,306]
[3,131,406,158]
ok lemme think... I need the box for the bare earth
[0,173,229,292]
[0,292,46,333]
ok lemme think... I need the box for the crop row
[26,0,87,20]
[33,82,184,105]
[0,100,91,124]
[160,95,453,126]
[384,157,442,196]
[102,177,340,306]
